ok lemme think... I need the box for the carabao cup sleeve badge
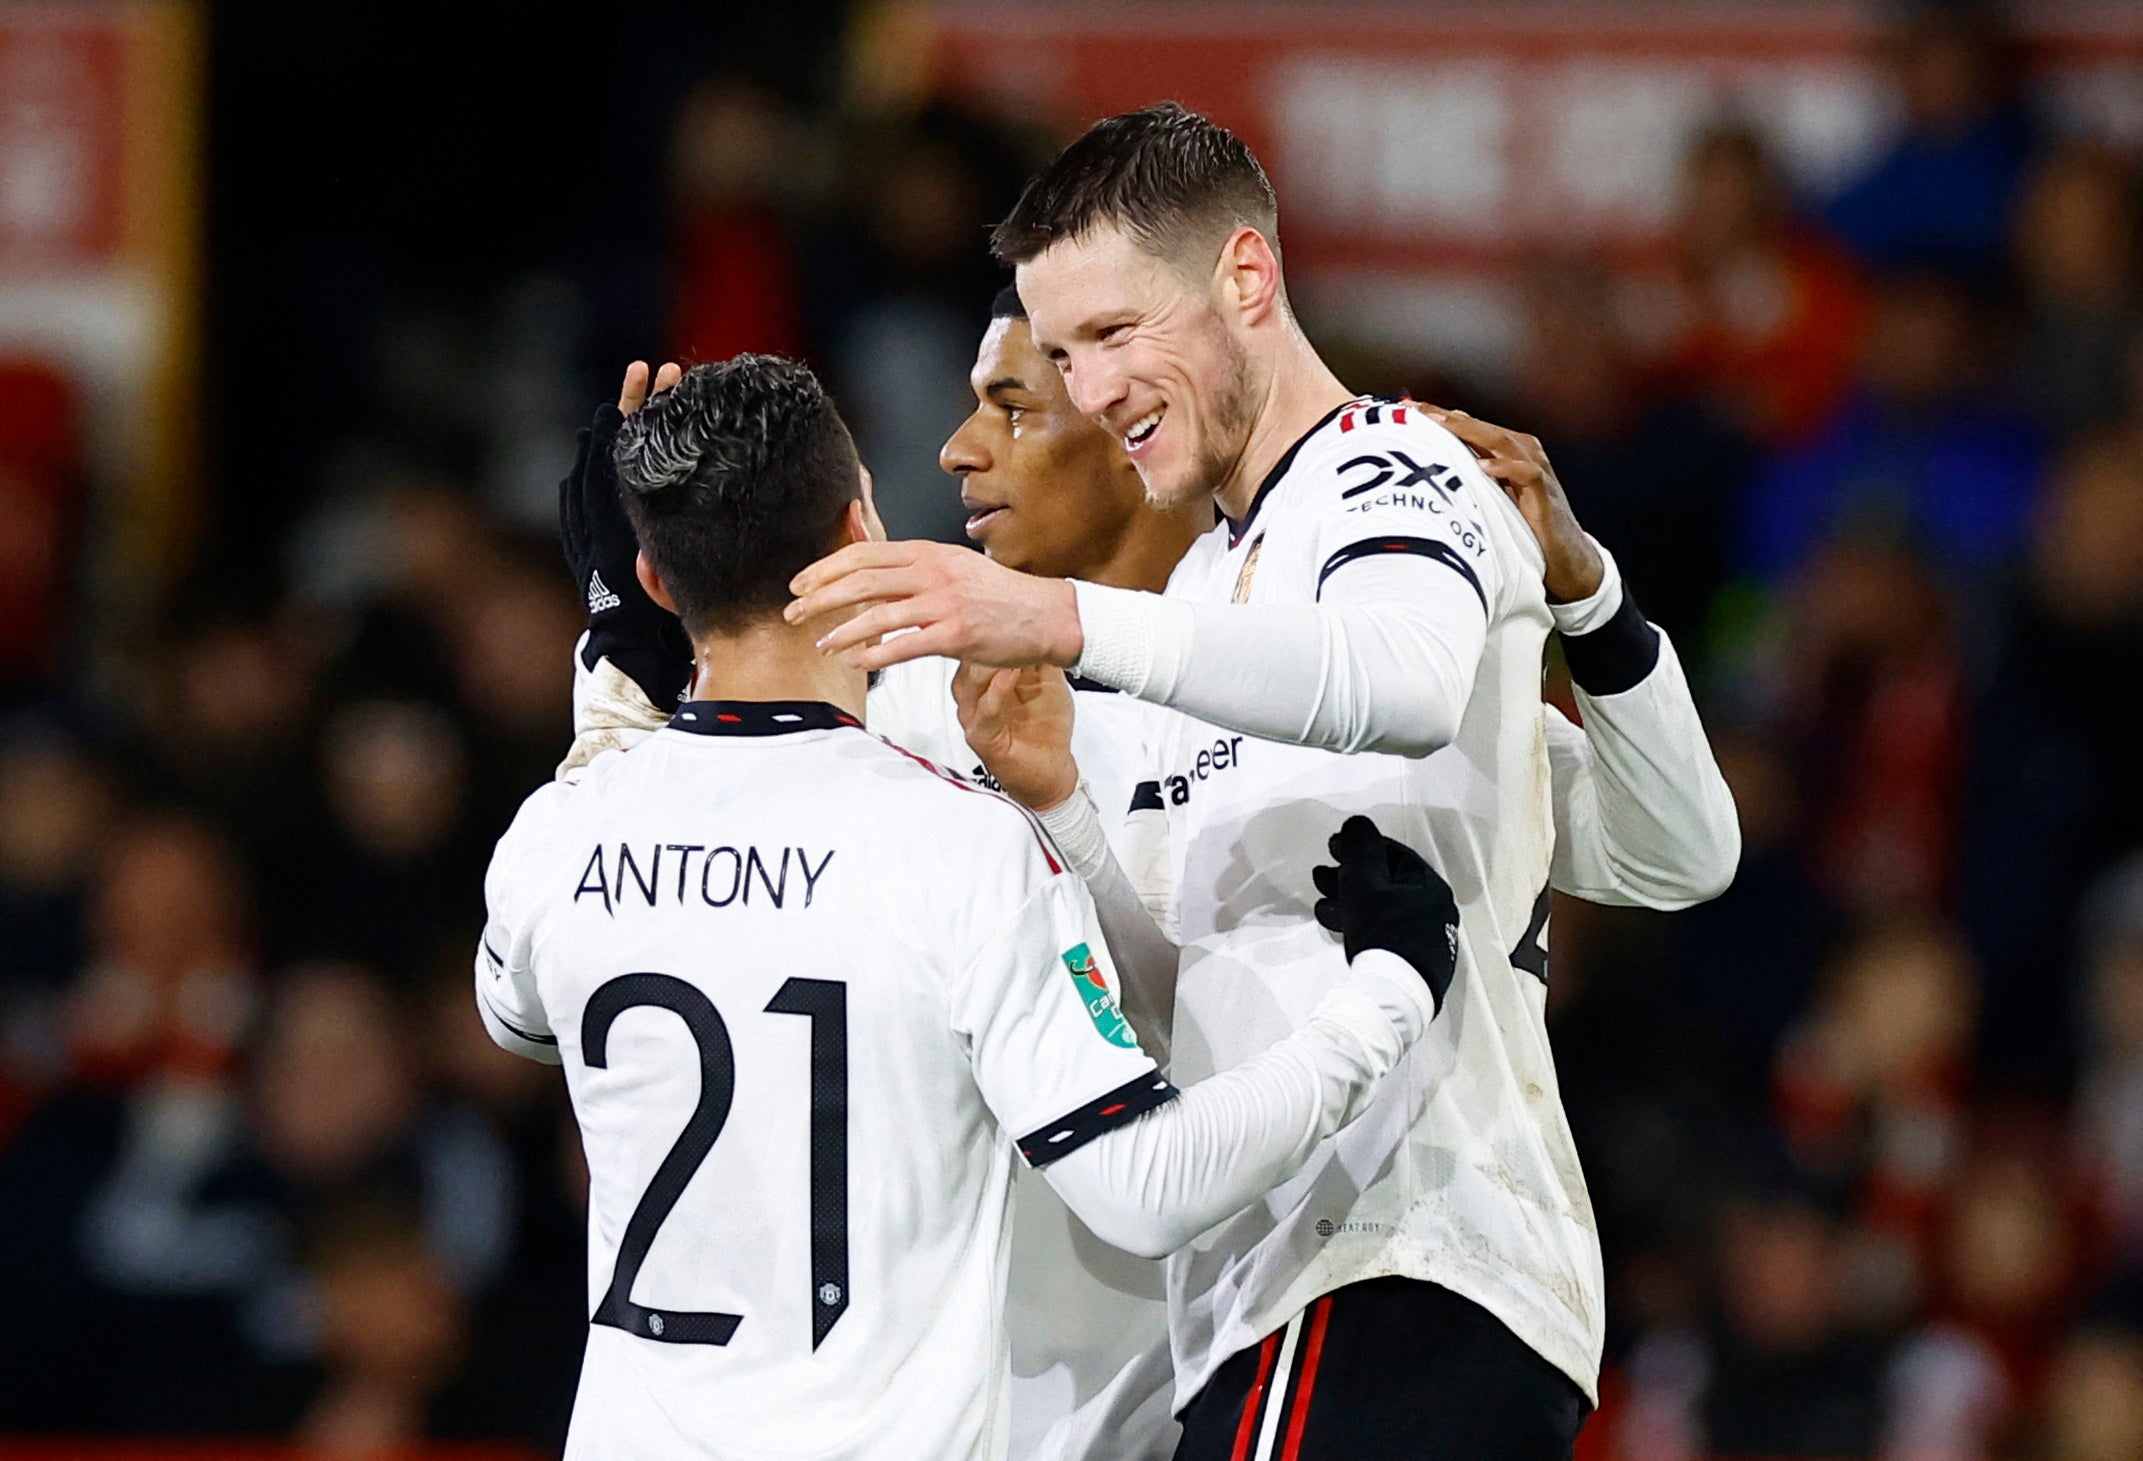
[1061,943,1139,1049]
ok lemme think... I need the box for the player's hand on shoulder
[786,541,1083,673]
[952,663,1078,812]
[1311,814,1461,1012]
[1423,406,1604,604]
[561,360,694,710]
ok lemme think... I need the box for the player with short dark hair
[481,353,1466,1460]
[787,104,1740,1460]
[988,103,1283,280]
[610,358,866,634]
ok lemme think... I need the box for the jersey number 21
[582,972,850,1351]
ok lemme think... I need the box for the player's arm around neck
[1429,405,1740,905]
[1544,548,1741,907]
[791,543,1491,763]
[1070,558,1488,758]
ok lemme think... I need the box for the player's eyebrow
[1077,309,1138,337]
[982,375,1035,399]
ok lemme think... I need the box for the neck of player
[686,613,868,722]
[1082,501,1215,593]
[1214,330,1354,523]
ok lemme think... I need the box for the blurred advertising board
[927,1,2143,372]
[0,1,200,669]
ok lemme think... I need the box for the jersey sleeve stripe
[480,986,557,1046]
[869,733,1065,873]
[1560,583,1661,696]
[1016,1070,1178,1167]
[1315,535,1486,612]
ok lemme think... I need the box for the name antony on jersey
[573,840,837,914]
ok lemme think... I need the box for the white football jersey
[476,700,1171,1461]
[1148,399,1604,1406]
[865,659,1180,1461]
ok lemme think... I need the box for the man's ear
[850,463,888,544]
[635,550,677,613]
[1218,225,1283,327]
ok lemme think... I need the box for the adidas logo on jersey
[587,570,622,613]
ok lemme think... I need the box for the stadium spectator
[1960,429,2143,1075]
[1703,1191,1890,1458]
[1741,264,2045,591]
[1651,122,1870,447]
[140,616,318,873]
[2074,857,2143,1263]
[1773,919,1977,1228]
[2029,1319,2143,1461]
[2010,144,2141,438]
[667,75,810,364]
[295,1201,470,1456]
[1504,258,1755,650]
[1825,4,2034,271]
[0,729,112,1089]
[260,701,479,977]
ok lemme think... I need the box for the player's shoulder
[495,773,578,853]
[843,731,1068,871]
[483,773,591,914]
[1284,397,1489,506]
[1281,395,1545,593]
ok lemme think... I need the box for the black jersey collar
[668,700,862,737]
[1223,396,1364,547]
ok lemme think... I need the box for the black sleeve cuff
[1315,536,1486,611]
[1018,1071,1178,1167]
[1560,584,1661,697]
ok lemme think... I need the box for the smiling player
[783,104,1742,1459]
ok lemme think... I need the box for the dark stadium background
[3,1,2142,1457]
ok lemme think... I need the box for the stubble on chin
[1193,339,1258,504]
[1144,340,1258,511]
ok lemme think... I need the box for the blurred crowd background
[2,1,2142,1458]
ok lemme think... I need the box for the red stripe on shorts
[1229,1332,1281,1461]
[1279,1297,1334,1460]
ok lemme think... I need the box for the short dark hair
[990,102,1278,272]
[990,282,1027,320]
[612,355,860,636]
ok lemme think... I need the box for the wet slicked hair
[612,354,860,636]
[989,102,1279,274]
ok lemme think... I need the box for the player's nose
[1064,358,1126,425]
[940,411,990,477]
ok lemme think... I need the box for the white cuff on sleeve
[1035,782,1112,881]
[1328,948,1438,1048]
[1548,539,1624,637]
[1071,581,1193,699]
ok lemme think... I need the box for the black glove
[559,402,694,711]
[1311,814,1460,1013]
